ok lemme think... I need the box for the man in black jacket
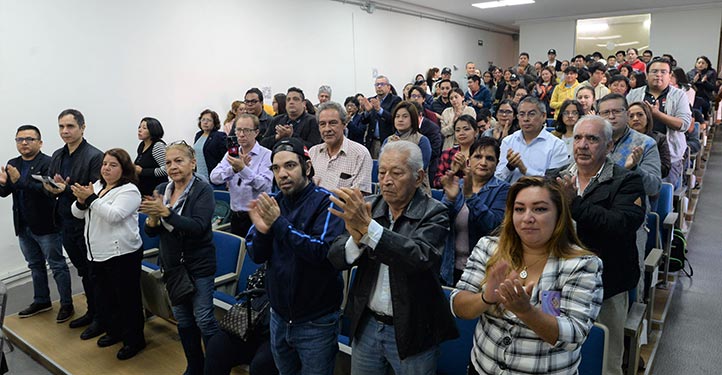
[328,140,457,374]
[551,115,645,375]
[359,75,402,158]
[0,125,73,323]
[44,109,104,339]
[259,87,321,150]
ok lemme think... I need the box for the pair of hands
[248,192,281,234]
[483,260,535,315]
[328,187,372,244]
[506,149,527,175]
[359,97,381,113]
[0,165,20,185]
[138,192,171,221]
[226,153,252,173]
[275,124,293,140]
[624,146,644,170]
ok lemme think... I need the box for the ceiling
[372,0,722,32]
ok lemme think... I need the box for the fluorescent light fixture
[577,22,609,33]
[472,0,534,10]
[643,19,651,28]
[595,41,638,47]
[577,35,621,40]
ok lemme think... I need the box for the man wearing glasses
[243,87,273,142]
[210,113,273,237]
[0,125,73,323]
[359,75,401,158]
[627,57,692,188]
[495,96,568,183]
[44,109,104,339]
[260,87,321,150]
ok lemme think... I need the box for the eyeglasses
[648,69,669,75]
[166,140,196,157]
[562,111,579,118]
[374,82,388,87]
[497,109,513,115]
[245,99,260,105]
[599,108,626,117]
[409,94,423,99]
[200,118,214,123]
[15,137,38,143]
[517,110,539,118]
[235,128,258,135]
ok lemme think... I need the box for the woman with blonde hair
[222,100,245,134]
[452,177,603,375]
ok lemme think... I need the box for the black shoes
[116,342,146,360]
[18,302,52,318]
[69,312,93,328]
[80,322,104,340]
[56,305,75,323]
[97,334,122,348]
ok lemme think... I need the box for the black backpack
[668,228,693,277]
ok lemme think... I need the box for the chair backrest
[372,159,379,184]
[437,286,479,375]
[655,182,674,246]
[214,190,231,204]
[234,244,263,295]
[138,212,160,251]
[213,231,243,278]
[431,189,444,201]
[578,322,609,375]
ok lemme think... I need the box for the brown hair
[198,109,221,131]
[102,148,138,187]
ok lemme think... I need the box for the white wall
[0,0,515,280]
[518,6,722,70]
[519,20,576,64]
[650,8,722,71]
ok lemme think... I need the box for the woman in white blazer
[71,148,145,360]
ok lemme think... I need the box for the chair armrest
[213,298,233,311]
[213,223,231,232]
[142,248,159,258]
[662,212,678,229]
[624,302,647,335]
[644,248,663,272]
[214,273,237,288]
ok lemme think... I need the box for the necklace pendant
[520,269,528,279]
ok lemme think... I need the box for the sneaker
[56,305,75,323]
[18,302,52,318]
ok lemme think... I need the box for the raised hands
[328,187,372,244]
[70,183,94,204]
[248,192,280,234]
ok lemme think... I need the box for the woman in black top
[134,117,167,196]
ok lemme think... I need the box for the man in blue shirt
[464,74,493,117]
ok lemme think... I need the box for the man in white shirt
[495,97,569,183]
[309,102,373,194]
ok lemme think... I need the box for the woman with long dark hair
[135,117,167,196]
[71,148,145,360]
[551,99,584,158]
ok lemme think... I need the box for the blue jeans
[171,275,218,337]
[351,314,439,375]
[269,309,340,375]
[18,227,72,306]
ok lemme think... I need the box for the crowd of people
[1,46,720,375]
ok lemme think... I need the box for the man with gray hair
[316,85,332,109]
[495,96,568,183]
[550,115,646,375]
[359,75,402,158]
[327,140,457,374]
[309,102,373,194]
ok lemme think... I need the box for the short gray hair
[574,115,613,143]
[318,85,332,96]
[316,101,347,124]
[375,75,390,84]
[519,95,547,116]
[379,140,423,178]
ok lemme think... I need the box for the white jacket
[71,181,142,262]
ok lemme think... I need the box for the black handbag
[162,263,196,306]
[218,265,269,341]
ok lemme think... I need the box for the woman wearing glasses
[552,100,584,158]
[140,142,218,375]
[194,109,227,188]
[483,99,518,141]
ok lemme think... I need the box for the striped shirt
[451,237,604,374]
[309,137,373,194]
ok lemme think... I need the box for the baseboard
[0,267,32,288]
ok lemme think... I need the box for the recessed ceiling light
[472,0,535,10]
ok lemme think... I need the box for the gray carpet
[653,130,722,375]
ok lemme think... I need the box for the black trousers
[230,211,253,238]
[61,217,95,316]
[204,330,277,375]
[90,249,145,347]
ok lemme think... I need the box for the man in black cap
[440,67,452,81]
[246,137,346,375]
[543,49,562,71]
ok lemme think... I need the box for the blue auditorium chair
[437,286,478,375]
[138,212,160,258]
[372,159,379,184]
[579,323,609,375]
